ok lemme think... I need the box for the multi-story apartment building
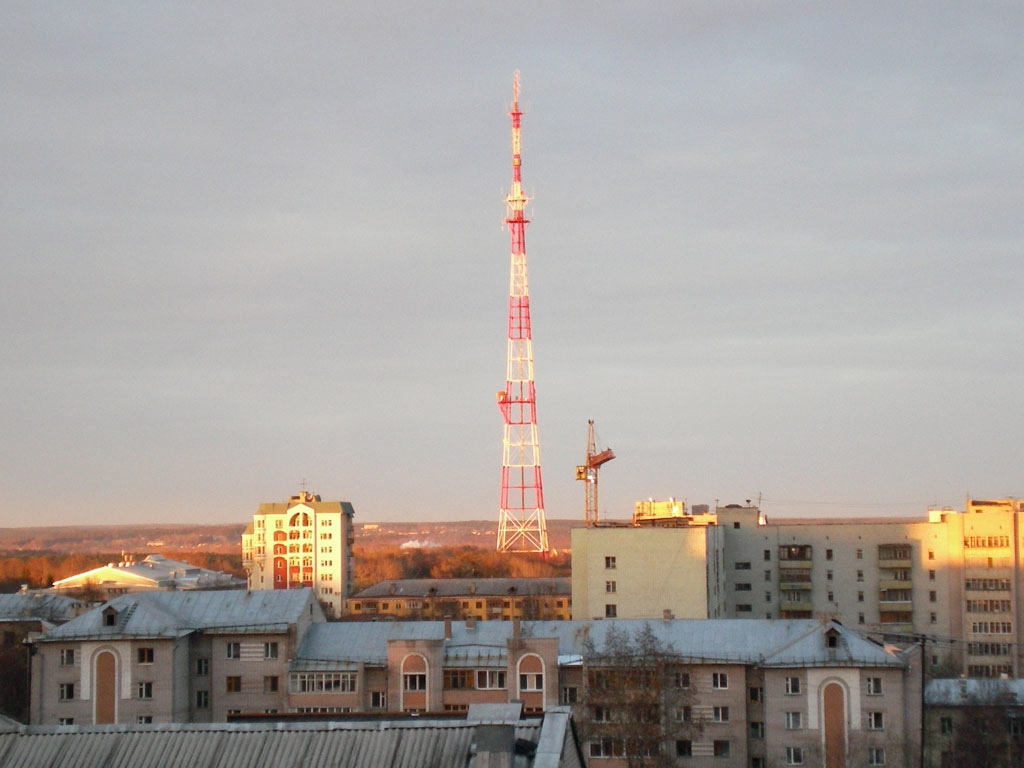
[28,590,919,767]
[572,497,1024,678]
[349,577,572,622]
[241,490,354,617]
[30,589,323,726]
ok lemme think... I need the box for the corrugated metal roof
[0,593,85,623]
[292,618,905,670]
[39,588,319,642]
[0,717,561,768]
[354,577,571,599]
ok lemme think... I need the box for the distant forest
[0,546,571,594]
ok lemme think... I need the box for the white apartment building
[241,491,354,617]
[572,498,1024,678]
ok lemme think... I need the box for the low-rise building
[29,588,323,726]
[50,554,244,599]
[925,678,1024,768]
[349,577,572,621]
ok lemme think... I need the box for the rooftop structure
[50,555,243,598]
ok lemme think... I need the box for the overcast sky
[2,3,1021,530]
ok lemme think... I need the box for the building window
[60,648,75,666]
[605,556,616,569]
[675,706,692,722]
[675,740,692,757]
[226,642,241,659]
[869,747,886,765]
[520,673,543,692]
[137,682,153,699]
[867,711,884,730]
[290,672,357,693]
[713,706,730,722]
[750,686,763,702]
[766,592,772,603]
[858,591,864,602]
[785,676,801,695]
[856,549,863,559]
[753,759,766,768]
[827,591,834,602]
[712,672,728,690]
[866,677,882,695]
[750,721,764,739]
[929,591,937,603]
[560,687,578,705]
[403,674,427,691]
[137,647,154,664]
[736,604,753,613]
[735,583,752,591]
[826,549,833,560]
[371,691,387,709]
[786,711,802,729]
[713,740,730,757]
[786,746,804,765]
[590,739,624,758]
[859,613,865,624]
[58,718,74,725]
[264,642,279,659]
[929,569,936,581]
[605,604,617,618]
[226,676,242,693]
[940,716,953,734]
[59,683,75,701]
[735,561,751,570]
[827,570,833,581]
[765,570,772,582]
[136,716,152,724]
[605,581,616,593]
[857,570,864,582]
[196,658,210,676]
[444,670,473,689]
[674,671,691,689]
[195,690,209,709]
[263,676,279,693]
[928,549,935,560]
[476,670,507,690]
[764,549,771,561]
[593,705,613,722]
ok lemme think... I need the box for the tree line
[0,546,570,594]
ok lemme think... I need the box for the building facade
[572,497,1024,677]
[241,491,354,617]
[349,577,572,622]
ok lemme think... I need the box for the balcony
[878,557,912,569]
[780,599,814,613]
[879,578,913,591]
[778,559,813,571]
[779,578,812,591]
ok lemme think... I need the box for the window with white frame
[226,642,241,659]
[713,706,729,722]
[866,676,883,695]
[712,671,728,689]
[371,691,387,709]
[264,642,279,659]
[58,683,75,701]
[867,711,884,730]
[403,673,427,691]
[785,676,801,694]
[520,673,543,691]
[785,711,802,729]
[869,747,886,765]
[477,670,507,689]
[290,672,357,693]
[137,682,153,699]
[60,648,75,666]
[786,746,804,765]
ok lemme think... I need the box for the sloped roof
[0,593,86,624]
[51,555,244,591]
[354,577,571,599]
[0,712,578,768]
[927,678,1024,706]
[293,618,905,671]
[38,588,320,642]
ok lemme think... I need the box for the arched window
[273,543,287,555]
[273,531,287,542]
[289,512,311,527]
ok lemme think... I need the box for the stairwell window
[605,556,616,569]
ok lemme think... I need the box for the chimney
[467,616,477,630]
[444,615,452,639]
[512,617,521,638]
[663,609,675,622]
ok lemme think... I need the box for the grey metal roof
[38,588,319,642]
[51,555,245,591]
[293,618,905,670]
[0,592,86,623]
[0,715,571,768]
[927,678,1024,706]
[354,577,571,599]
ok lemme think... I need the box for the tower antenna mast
[496,71,548,553]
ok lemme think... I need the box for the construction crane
[575,420,615,527]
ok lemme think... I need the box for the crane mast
[496,72,548,553]
[576,419,615,526]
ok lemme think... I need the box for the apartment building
[349,577,572,621]
[572,497,1024,677]
[241,490,355,617]
[30,589,323,726]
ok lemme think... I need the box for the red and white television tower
[496,71,548,553]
